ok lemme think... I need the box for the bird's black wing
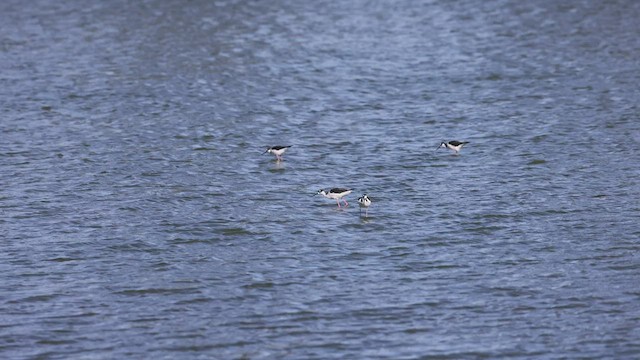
[330,188,351,193]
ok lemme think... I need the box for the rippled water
[2,0,640,358]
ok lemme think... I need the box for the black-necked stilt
[436,140,469,155]
[357,194,372,217]
[263,145,292,161]
[316,188,353,208]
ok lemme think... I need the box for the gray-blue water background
[1,0,640,359]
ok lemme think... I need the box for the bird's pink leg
[336,199,341,208]
[343,199,349,207]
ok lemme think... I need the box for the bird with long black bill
[357,194,372,217]
[263,145,292,161]
[436,140,469,155]
[316,188,353,208]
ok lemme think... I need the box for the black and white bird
[263,145,292,161]
[316,188,353,208]
[436,140,469,155]
[357,194,372,217]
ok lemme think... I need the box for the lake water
[1,0,639,358]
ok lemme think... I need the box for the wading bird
[436,140,469,155]
[263,145,292,161]
[316,188,353,208]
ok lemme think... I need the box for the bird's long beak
[434,144,441,152]
[262,149,269,155]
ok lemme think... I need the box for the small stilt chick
[357,194,372,217]
[436,140,469,155]
[316,188,353,208]
[263,145,292,161]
